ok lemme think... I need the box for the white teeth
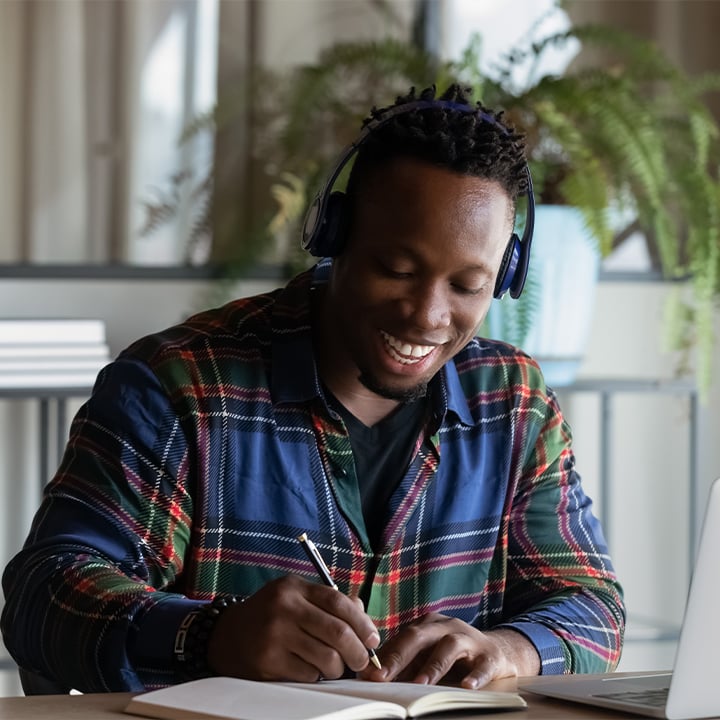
[380,331,434,364]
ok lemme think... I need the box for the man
[1,84,624,693]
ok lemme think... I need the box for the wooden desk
[0,678,655,719]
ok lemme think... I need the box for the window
[0,0,218,267]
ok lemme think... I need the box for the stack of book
[0,318,111,390]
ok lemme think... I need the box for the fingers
[411,632,509,689]
[309,583,381,655]
[207,575,379,682]
[361,613,449,683]
[459,662,503,690]
[299,589,378,673]
[286,622,352,679]
[359,614,517,688]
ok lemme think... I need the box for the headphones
[301,100,535,299]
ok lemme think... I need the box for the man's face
[322,156,514,402]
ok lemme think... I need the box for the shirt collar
[270,264,324,405]
[432,360,476,428]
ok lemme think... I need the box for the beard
[358,370,429,403]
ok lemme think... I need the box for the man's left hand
[358,613,540,689]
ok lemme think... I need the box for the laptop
[519,477,720,720]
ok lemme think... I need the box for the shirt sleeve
[1,355,199,692]
[489,382,625,674]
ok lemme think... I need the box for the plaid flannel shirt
[1,263,624,692]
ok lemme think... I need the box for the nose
[406,281,452,331]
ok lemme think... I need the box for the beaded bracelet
[174,595,242,680]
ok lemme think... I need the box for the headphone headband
[301,98,535,299]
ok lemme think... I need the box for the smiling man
[318,156,513,423]
[2,85,625,694]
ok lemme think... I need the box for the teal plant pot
[484,204,601,387]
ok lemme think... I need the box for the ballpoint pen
[297,532,382,670]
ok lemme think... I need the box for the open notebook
[520,477,720,720]
[125,676,526,720]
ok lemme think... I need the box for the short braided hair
[346,83,528,203]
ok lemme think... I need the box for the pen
[297,532,382,670]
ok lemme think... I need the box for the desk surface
[0,677,654,720]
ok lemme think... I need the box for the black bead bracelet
[173,595,242,680]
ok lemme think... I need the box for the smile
[380,330,436,365]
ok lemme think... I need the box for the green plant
[460,25,720,392]
[144,16,720,394]
[480,270,544,348]
[467,25,720,254]
[279,30,720,391]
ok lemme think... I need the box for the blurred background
[1,0,719,696]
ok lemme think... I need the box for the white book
[0,344,110,359]
[0,370,101,390]
[124,677,526,720]
[0,318,106,345]
[0,358,109,373]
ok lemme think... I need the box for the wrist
[174,595,242,680]
[486,627,541,677]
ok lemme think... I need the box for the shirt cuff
[128,595,206,670]
[496,621,568,675]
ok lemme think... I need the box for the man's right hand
[206,575,381,682]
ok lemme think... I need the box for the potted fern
[145,23,720,393]
[259,27,720,390]
[465,25,720,390]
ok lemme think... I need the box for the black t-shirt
[328,394,427,551]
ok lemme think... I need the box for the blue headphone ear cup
[494,234,521,299]
[301,194,323,254]
[306,190,348,257]
[509,231,531,299]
